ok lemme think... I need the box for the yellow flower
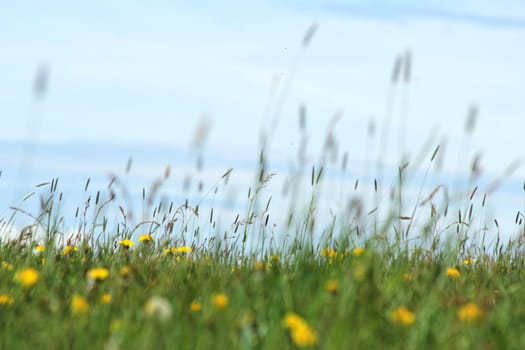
[14,268,39,288]
[120,265,132,277]
[391,306,415,325]
[71,295,89,314]
[138,234,154,242]
[321,248,337,258]
[212,293,228,310]
[88,267,109,281]
[34,245,45,253]
[63,245,78,255]
[2,261,13,271]
[144,296,172,321]
[0,294,14,306]
[463,258,475,266]
[457,303,483,322]
[325,279,339,294]
[283,312,318,347]
[269,255,280,262]
[100,293,112,304]
[164,246,192,255]
[254,261,265,271]
[189,301,202,313]
[352,247,365,256]
[119,239,135,248]
[446,267,460,278]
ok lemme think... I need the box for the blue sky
[0,1,524,237]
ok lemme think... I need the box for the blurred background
[1,0,524,241]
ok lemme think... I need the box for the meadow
[2,30,525,349]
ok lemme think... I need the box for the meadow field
[1,135,525,350]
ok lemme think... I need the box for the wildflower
[463,258,475,266]
[254,261,265,271]
[164,246,192,255]
[88,267,110,281]
[283,312,318,347]
[212,293,229,310]
[34,245,45,253]
[100,293,112,304]
[71,295,89,314]
[269,255,280,262]
[0,294,14,306]
[119,239,135,248]
[352,247,365,256]
[446,267,461,278]
[120,266,132,277]
[2,261,13,271]
[325,279,339,294]
[457,303,483,322]
[14,268,39,288]
[189,301,202,313]
[321,248,337,259]
[391,306,415,325]
[144,296,172,321]
[63,245,78,255]
[138,234,154,243]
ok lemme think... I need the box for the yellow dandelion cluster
[391,306,415,325]
[446,267,461,278]
[63,245,79,255]
[324,279,339,294]
[88,267,110,281]
[71,295,89,314]
[0,294,14,306]
[189,301,202,313]
[352,247,365,256]
[283,312,318,347]
[212,293,229,310]
[164,246,192,255]
[457,303,483,322]
[119,239,135,248]
[14,268,39,288]
[138,234,154,243]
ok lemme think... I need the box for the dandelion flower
[144,296,172,321]
[164,246,192,255]
[321,248,337,259]
[138,234,154,243]
[63,245,78,255]
[283,312,318,347]
[100,293,112,304]
[325,279,339,294]
[352,247,365,256]
[189,301,202,313]
[391,306,415,325]
[0,294,14,306]
[71,295,89,314]
[88,267,109,281]
[119,239,135,248]
[446,267,460,278]
[463,258,475,266]
[212,293,228,310]
[34,245,45,253]
[14,268,39,288]
[120,266,132,277]
[457,303,483,322]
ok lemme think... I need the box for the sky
[0,1,524,241]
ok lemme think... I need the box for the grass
[2,26,525,349]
